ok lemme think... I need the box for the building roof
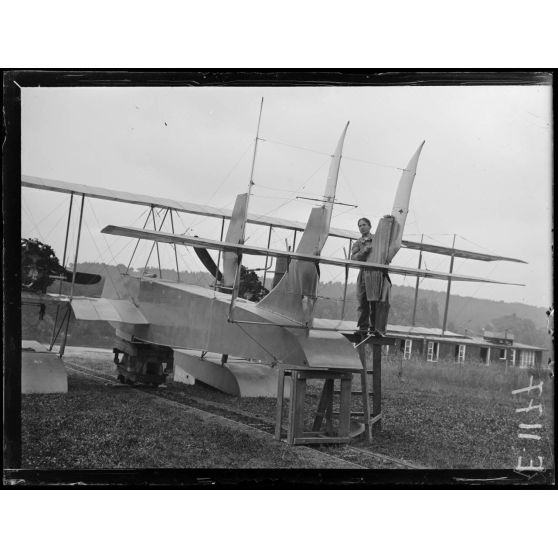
[315,319,547,352]
[387,324,464,338]
[465,336,547,351]
[483,330,515,341]
[386,324,546,352]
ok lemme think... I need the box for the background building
[384,325,546,369]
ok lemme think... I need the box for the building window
[519,350,535,369]
[427,341,439,362]
[480,346,491,366]
[403,339,413,360]
[499,348,507,360]
[455,344,466,363]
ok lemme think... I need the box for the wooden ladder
[354,337,396,442]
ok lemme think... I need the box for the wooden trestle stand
[275,336,395,445]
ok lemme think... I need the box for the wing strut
[410,234,424,327]
[441,234,457,334]
[142,207,171,278]
[49,192,74,351]
[59,193,85,357]
[126,207,155,274]
[169,209,180,282]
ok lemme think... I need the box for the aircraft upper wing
[21,288,149,323]
[70,297,149,324]
[102,225,524,286]
[22,174,317,236]
[22,175,525,263]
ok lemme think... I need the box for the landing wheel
[117,374,126,384]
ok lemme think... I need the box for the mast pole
[245,96,264,220]
[229,97,264,321]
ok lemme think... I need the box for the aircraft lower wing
[22,290,149,324]
[70,297,149,323]
[101,225,524,286]
[400,240,526,263]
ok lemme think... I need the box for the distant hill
[22,262,551,351]
[315,280,550,349]
[390,284,549,332]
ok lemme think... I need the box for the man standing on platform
[351,215,394,339]
[351,217,374,335]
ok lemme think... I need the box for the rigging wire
[410,208,422,238]
[88,202,140,266]
[204,141,253,206]
[260,136,405,171]
[244,159,330,245]
[332,204,360,221]
[43,211,68,243]
[443,261,501,329]
[172,214,198,273]
[232,322,278,362]
[338,167,360,210]
[344,155,405,171]
[173,208,193,235]
[259,137,330,158]
[456,234,499,256]
[251,193,292,201]
[243,198,296,245]
[253,182,324,197]
[180,140,331,249]
[23,192,68,229]
[185,142,253,232]
[393,228,507,330]
[83,211,123,298]
[22,198,44,239]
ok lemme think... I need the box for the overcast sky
[21,85,552,308]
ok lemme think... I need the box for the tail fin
[222,193,249,288]
[256,123,349,326]
[386,141,425,262]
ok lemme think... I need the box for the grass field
[21,371,359,469]
[21,351,554,470]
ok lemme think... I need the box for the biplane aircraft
[21,114,526,405]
